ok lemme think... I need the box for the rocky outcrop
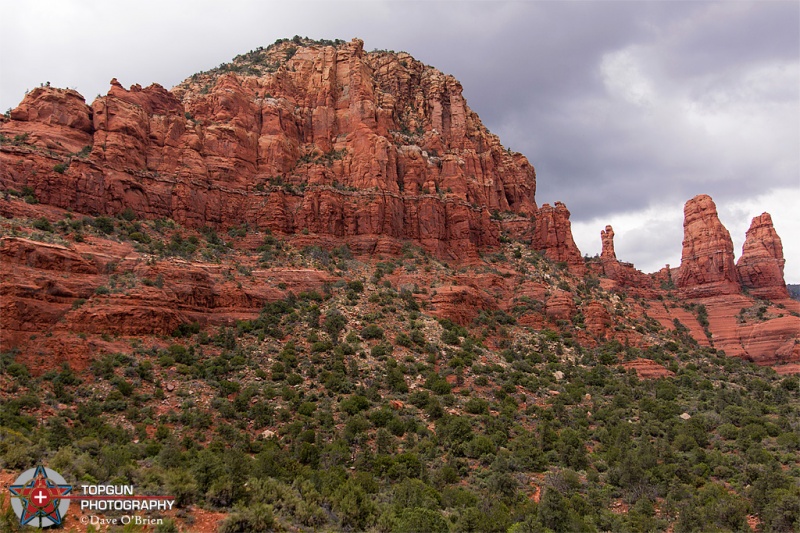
[699,295,800,365]
[0,230,339,370]
[0,237,98,274]
[595,225,654,293]
[600,225,616,260]
[0,39,796,375]
[545,289,575,321]
[10,87,93,133]
[4,86,93,154]
[583,301,612,339]
[532,202,584,274]
[676,195,741,298]
[652,265,677,290]
[621,359,674,379]
[736,213,788,300]
[0,38,537,259]
[430,285,496,326]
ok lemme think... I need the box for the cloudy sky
[3,1,799,282]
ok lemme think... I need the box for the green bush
[32,217,53,232]
[441,329,460,346]
[464,397,489,415]
[347,280,364,293]
[92,216,115,234]
[392,508,448,533]
[219,503,275,533]
[340,395,370,415]
[361,324,384,340]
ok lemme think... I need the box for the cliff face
[0,38,536,259]
[737,213,788,300]
[676,194,741,297]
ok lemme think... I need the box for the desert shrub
[361,324,384,340]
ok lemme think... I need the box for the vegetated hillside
[1,197,799,533]
[0,37,799,533]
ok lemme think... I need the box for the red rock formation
[598,224,623,279]
[644,302,713,348]
[736,213,788,299]
[532,202,585,274]
[1,40,796,375]
[583,301,612,339]
[10,87,92,132]
[652,264,677,290]
[0,38,537,259]
[596,225,655,294]
[621,359,674,379]
[0,237,98,274]
[430,285,495,326]
[4,86,93,154]
[600,225,616,260]
[0,229,338,370]
[697,295,800,365]
[545,289,575,321]
[676,194,741,298]
[775,363,800,375]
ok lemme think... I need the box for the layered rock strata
[0,38,537,259]
[1,39,797,373]
[532,202,585,274]
[677,195,741,297]
[736,213,789,300]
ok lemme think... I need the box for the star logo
[9,466,72,528]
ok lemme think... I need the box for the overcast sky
[3,1,798,282]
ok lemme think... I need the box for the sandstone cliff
[0,38,537,259]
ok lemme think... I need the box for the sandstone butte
[736,212,789,300]
[677,194,741,298]
[0,38,797,373]
[1,38,539,261]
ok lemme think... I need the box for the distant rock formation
[532,202,585,274]
[594,224,654,293]
[600,225,616,260]
[737,213,789,299]
[676,194,741,297]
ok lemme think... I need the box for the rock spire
[676,194,741,297]
[737,213,788,299]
